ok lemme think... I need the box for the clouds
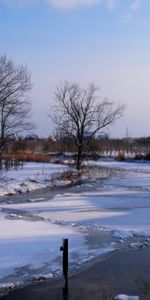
[124,0,141,22]
[0,0,102,9]
[106,0,118,11]
[49,0,101,9]
[0,0,142,12]
[130,0,141,12]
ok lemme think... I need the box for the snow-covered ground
[0,162,70,197]
[1,160,150,291]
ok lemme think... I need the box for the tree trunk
[0,152,2,170]
[76,146,83,170]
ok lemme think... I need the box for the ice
[0,160,150,288]
[0,283,16,289]
[114,295,139,300]
[28,197,45,202]
[112,230,133,239]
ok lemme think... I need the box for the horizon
[1,0,150,138]
[20,132,150,140]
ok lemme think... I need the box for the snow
[0,162,69,197]
[88,159,150,172]
[112,230,133,239]
[114,295,139,300]
[1,160,150,289]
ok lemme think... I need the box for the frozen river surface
[0,161,150,289]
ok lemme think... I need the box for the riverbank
[1,248,150,299]
[0,165,113,204]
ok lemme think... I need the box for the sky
[0,0,150,138]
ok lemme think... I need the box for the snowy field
[0,160,150,290]
[0,162,69,197]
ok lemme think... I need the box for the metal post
[60,238,68,291]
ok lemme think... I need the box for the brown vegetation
[1,151,51,163]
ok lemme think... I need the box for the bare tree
[50,81,125,170]
[0,54,33,155]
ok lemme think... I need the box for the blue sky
[0,0,150,138]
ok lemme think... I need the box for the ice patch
[0,283,16,289]
[112,230,133,239]
[114,295,139,300]
[28,198,46,202]
[33,273,53,281]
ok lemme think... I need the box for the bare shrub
[59,170,75,181]
[115,152,126,161]
[98,289,113,300]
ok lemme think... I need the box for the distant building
[96,133,109,141]
[123,137,135,143]
[24,134,39,141]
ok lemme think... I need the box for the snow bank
[114,295,139,300]
[0,162,70,197]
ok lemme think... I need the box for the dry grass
[98,290,113,299]
[1,152,51,163]
[59,170,75,181]
[115,152,126,161]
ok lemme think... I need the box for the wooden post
[60,238,68,291]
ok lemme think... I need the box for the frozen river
[0,160,150,290]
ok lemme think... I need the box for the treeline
[3,136,150,160]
